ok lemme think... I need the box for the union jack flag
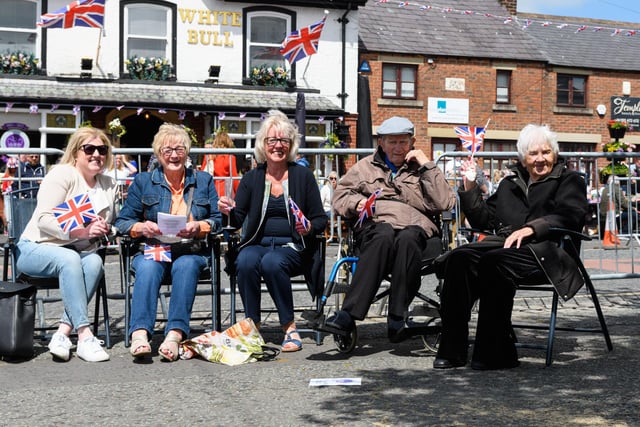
[454,126,486,155]
[38,0,105,29]
[288,197,310,231]
[280,16,326,64]
[52,193,97,233]
[144,244,172,263]
[355,188,382,228]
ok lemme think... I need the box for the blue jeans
[15,240,104,330]
[236,238,303,326]
[129,252,207,338]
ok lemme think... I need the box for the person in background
[15,127,118,362]
[1,157,19,230]
[434,124,588,370]
[200,131,240,198]
[13,153,45,198]
[217,110,327,352]
[328,116,456,343]
[105,154,138,183]
[116,123,222,361]
[598,174,640,235]
[320,171,338,240]
[295,153,310,168]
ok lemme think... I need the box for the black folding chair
[2,188,112,348]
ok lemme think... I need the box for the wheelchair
[303,212,451,353]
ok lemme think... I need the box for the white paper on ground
[309,378,362,387]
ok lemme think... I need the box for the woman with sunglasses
[217,110,327,352]
[116,123,222,361]
[15,127,118,362]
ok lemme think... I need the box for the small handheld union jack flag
[288,197,310,231]
[355,188,383,228]
[280,16,326,64]
[144,244,172,263]
[38,0,105,29]
[454,126,486,155]
[52,193,97,233]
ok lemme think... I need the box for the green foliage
[250,64,288,86]
[0,51,39,75]
[125,56,172,81]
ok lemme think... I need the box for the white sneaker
[48,332,72,361]
[76,336,110,362]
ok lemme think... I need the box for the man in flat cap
[327,116,456,343]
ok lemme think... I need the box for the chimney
[498,0,517,16]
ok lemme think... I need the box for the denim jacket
[115,166,222,236]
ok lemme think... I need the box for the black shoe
[324,310,355,335]
[470,359,520,371]
[433,357,467,369]
[388,319,435,344]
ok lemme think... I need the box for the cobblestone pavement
[1,241,639,426]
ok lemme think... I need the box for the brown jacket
[332,147,456,236]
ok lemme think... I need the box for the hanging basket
[608,127,626,140]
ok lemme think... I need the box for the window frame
[121,1,176,77]
[381,63,418,100]
[556,74,587,107]
[243,7,293,80]
[0,0,38,56]
[496,69,512,104]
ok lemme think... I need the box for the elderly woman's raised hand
[217,196,235,215]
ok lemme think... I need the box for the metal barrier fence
[2,147,638,279]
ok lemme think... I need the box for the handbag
[0,281,36,359]
[180,318,279,365]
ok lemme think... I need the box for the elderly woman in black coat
[434,124,588,370]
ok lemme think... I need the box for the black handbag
[0,281,36,359]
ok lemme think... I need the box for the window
[382,64,417,99]
[123,3,173,70]
[246,12,289,76]
[557,74,586,107]
[0,0,37,53]
[496,70,511,104]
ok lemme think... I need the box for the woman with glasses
[217,110,327,352]
[15,127,118,362]
[115,123,222,361]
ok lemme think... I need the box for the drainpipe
[336,5,351,111]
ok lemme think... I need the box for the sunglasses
[80,144,109,156]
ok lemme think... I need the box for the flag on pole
[288,197,310,231]
[453,126,486,155]
[38,0,105,29]
[280,16,326,64]
[52,193,97,232]
[144,244,172,263]
[355,188,383,228]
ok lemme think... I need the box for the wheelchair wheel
[333,327,358,353]
[419,317,441,353]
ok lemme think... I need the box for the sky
[517,0,640,23]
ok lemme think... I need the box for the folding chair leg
[545,292,559,366]
[93,279,112,349]
[584,277,613,351]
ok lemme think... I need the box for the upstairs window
[496,70,511,104]
[382,64,417,99]
[557,74,586,107]
[123,3,172,69]
[0,0,37,53]
[246,12,289,76]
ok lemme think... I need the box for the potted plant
[0,51,39,75]
[599,138,636,183]
[607,119,628,140]
[108,117,126,142]
[249,64,288,87]
[125,56,173,81]
[320,132,347,160]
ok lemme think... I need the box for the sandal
[281,329,302,352]
[130,334,151,358]
[159,333,182,362]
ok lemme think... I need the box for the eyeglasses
[329,177,337,181]
[265,137,292,147]
[161,146,187,156]
[80,144,109,156]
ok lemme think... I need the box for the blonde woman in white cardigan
[16,127,118,362]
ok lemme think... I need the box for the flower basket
[607,120,628,140]
[0,51,39,75]
[249,64,288,87]
[599,162,629,184]
[125,56,172,81]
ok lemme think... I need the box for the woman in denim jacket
[116,123,222,361]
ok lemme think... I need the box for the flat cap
[376,116,414,136]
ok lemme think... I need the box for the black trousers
[436,242,546,364]
[342,222,427,321]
